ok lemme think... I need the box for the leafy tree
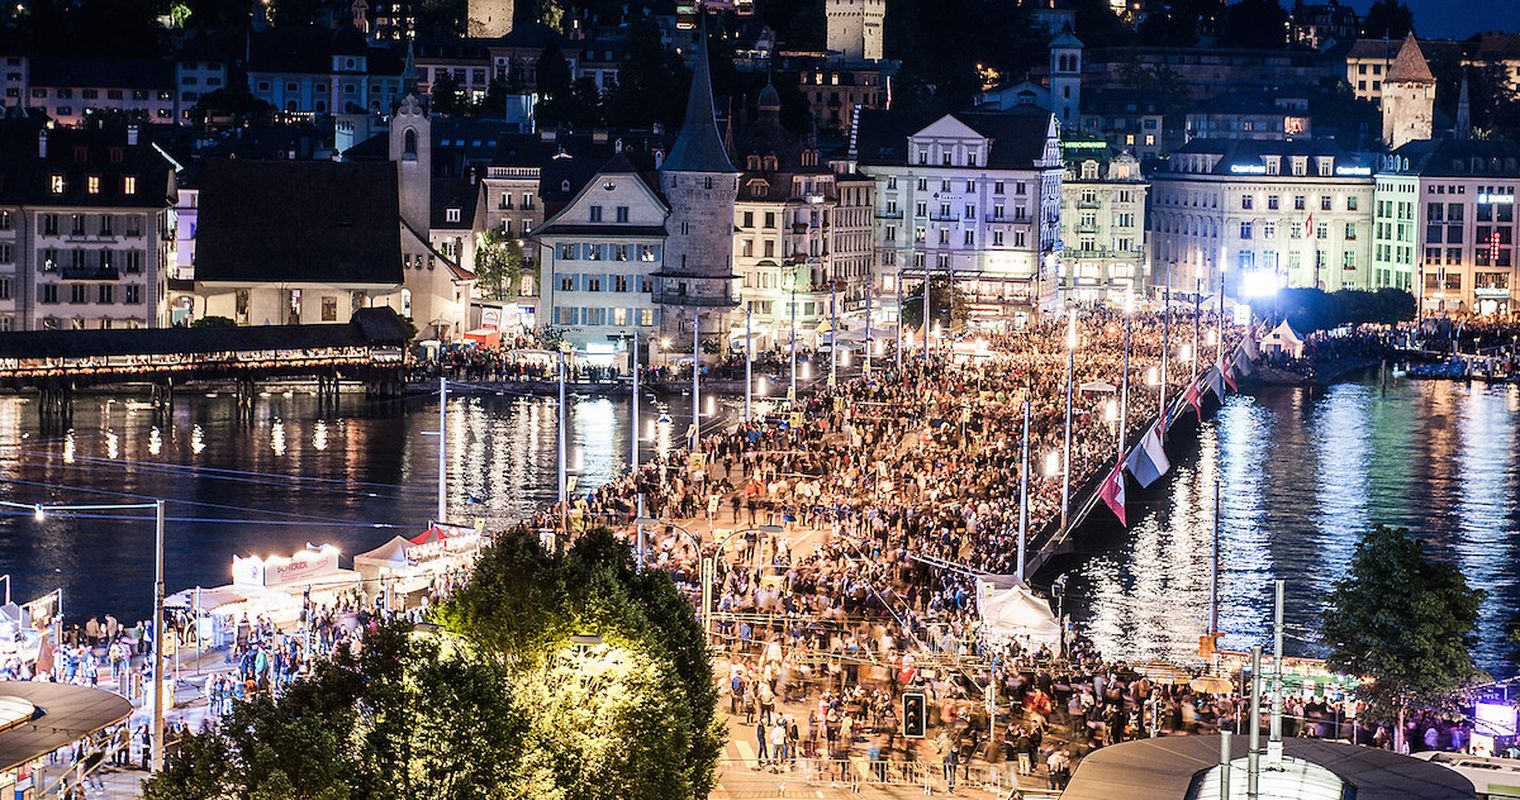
[143,623,524,800]
[189,315,237,328]
[474,230,525,299]
[431,70,468,116]
[438,528,722,800]
[1320,525,1486,753]
[899,277,966,333]
[603,14,686,131]
[1361,0,1413,40]
[1219,0,1287,50]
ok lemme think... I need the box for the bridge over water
[0,308,411,420]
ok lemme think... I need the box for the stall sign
[234,544,341,588]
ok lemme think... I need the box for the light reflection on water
[0,388,720,623]
[1073,375,1520,676]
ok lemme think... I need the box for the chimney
[127,124,139,146]
[37,128,47,158]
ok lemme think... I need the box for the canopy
[409,526,451,546]
[356,536,411,569]
[1080,380,1117,393]
[462,328,501,348]
[976,580,1060,653]
[164,585,250,614]
[1261,320,1305,359]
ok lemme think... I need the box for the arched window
[403,128,418,159]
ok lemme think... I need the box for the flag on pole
[1242,331,1260,361]
[1124,421,1172,489]
[1204,365,1225,399]
[1217,354,1238,392]
[1232,346,1255,378]
[1099,461,1127,526]
[1183,378,1204,421]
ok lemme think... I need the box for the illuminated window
[86,176,100,194]
[123,176,137,194]
[49,175,64,194]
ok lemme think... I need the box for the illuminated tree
[1320,525,1486,753]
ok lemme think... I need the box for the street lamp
[3,498,168,772]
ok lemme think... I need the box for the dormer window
[73,146,87,162]
[446,208,461,223]
[763,156,778,171]
[86,176,100,194]
[747,155,761,171]
[49,175,64,194]
[123,176,137,194]
[561,180,571,192]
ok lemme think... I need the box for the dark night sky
[1334,0,1520,40]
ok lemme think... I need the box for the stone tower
[826,0,885,62]
[657,23,740,344]
[1049,26,1083,130]
[390,88,431,234]
[467,0,513,37]
[1382,33,1436,150]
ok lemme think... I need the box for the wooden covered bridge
[0,308,412,419]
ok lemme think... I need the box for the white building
[534,156,666,357]
[1373,138,1520,317]
[1382,34,1436,151]
[0,123,178,332]
[1149,139,1375,298]
[854,108,1064,324]
[1058,138,1147,304]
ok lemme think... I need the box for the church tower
[1382,33,1436,150]
[390,66,431,235]
[657,22,740,345]
[1049,26,1083,130]
[826,0,885,62]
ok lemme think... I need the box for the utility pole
[744,305,752,422]
[692,312,701,451]
[151,499,166,773]
[1268,580,1286,768]
[631,330,639,473]
[1248,646,1262,800]
[437,377,447,522]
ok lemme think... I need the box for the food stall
[353,524,483,608]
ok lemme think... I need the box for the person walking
[754,717,769,768]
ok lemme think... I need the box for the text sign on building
[233,544,341,588]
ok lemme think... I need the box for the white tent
[1260,320,1305,359]
[977,580,1061,654]
[354,536,411,577]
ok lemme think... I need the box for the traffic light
[902,691,927,738]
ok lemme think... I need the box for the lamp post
[691,311,701,451]
[437,377,447,522]
[7,499,167,771]
[1060,308,1076,536]
[786,271,798,399]
[631,330,640,473]
[744,304,752,423]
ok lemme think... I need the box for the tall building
[1049,27,1083,131]
[1382,33,1436,151]
[1058,137,1147,304]
[0,122,178,332]
[825,0,885,63]
[854,108,1064,324]
[732,83,875,347]
[654,28,740,344]
[1373,139,1520,317]
[1149,139,1375,297]
[467,0,513,38]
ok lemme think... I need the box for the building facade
[1382,34,1436,151]
[855,109,1064,324]
[1058,139,1148,304]
[1373,139,1520,317]
[1149,139,1375,297]
[0,123,177,332]
[825,0,885,63]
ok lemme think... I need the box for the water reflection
[1076,375,1520,676]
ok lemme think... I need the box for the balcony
[651,293,740,308]
[61,265,119,280]
[875,210,903,220]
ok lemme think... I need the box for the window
[125,251,142,273]
[560,275,574,291]
[0,211,8,230]
[993,231,1004,246]
[1268,195,1280,210]
[86,176,100,195]
[50,175,64,194]
[615,275,629,292]
[1321,196,1332,211]
[1241,195,1253,210]
[445,208,461,223]
[71,215,84,236]
[41,284,58,304]
[0,278,9,300]
[1240,222,1253,240]
[70,285,87,304]
[1347,195,1358,211]
[1294,196,1306,211]
[0,243,8,263]
[97,285,113,304]
[994,181,1005,195]
[125,285,141,304]
[1345,223,1357,241]
[99,216,113,236]
[616,206,629,223]
[589,205,602,222]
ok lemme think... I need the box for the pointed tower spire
[1456,71,1472,140]
[661,14,737,173]
[402,39,420,97]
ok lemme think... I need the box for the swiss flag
[1099,461,1127,527]
[1183,378,1204,421]
[1218,354,1238,392]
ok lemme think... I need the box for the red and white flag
[1183,378,1204,421]
[1099,461,1127,527]
[1217,354,1238,392]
